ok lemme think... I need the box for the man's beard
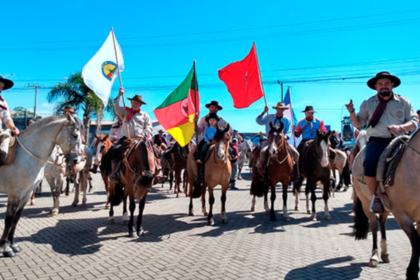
[379,89,392,97]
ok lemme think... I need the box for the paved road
[0,167,413,280]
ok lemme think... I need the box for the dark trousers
[363,137,393,177]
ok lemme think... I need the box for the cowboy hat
[60,106,76,114]
[272,102,289,110]
[205,112,220,123]
[128,94,146,105]
[0,76,14,90]
[205,100,223,110]
[302,106,316,113]
[367,71,401,90]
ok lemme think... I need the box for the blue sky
[2,0,420,133]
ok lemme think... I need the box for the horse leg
[251,195,256,212]
[379,212,390,263]
[122,196,129,225]
[305,184,311,215]
[264,184,270,214]
[30,190,35,206]
[80,171,88,206]
[169,171,174,191]
[102,173,110,209]
[128,194,136,237]
[108,203,114,224]
[221,184,228,224]
[207,186,215,226]
[282,180,290,222]
[323,178,331,220]
[394,210,420,279]
[47,176,59,215]
[269,185,277,221]
[293,178,302,211]
[201,184,207,216]
[237,164,242,180]
[175,170,181,197]
[0,199,21,257]
[65,177,70,196]
[72,176,79,207]
[183,170,188,196]
[88,174,93,193]
[307,182,317,221]
[7,203,26,254]
[136,196,146,236]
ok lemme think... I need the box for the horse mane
[20,115,66,137]
[213,127,228,142]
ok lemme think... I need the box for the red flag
[218,43,263,109]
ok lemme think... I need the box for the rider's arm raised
[113,89,127,120]
[352,101,369,128]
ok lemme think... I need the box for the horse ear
[104,134,109,140]
[94,134,99,139]
[279,122,284,133]
[316,129,320,137]
[215,123,220,130]
[326,130,332,137]
[225,123,231,133]
[66,112,75,123]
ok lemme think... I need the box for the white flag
[82,30,124,107]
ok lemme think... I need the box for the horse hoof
[294,206,299,211]
[270,216,277,222]
[208,219,215,226]
[222,219,228,224]
[108,218,114,225]
[105,205,109,210]
[10,244,21,253]
[310,216,317,221]
[307,210,311,214]
[381,253,390,263]
[368,259,378,267]
[30,201,34,206]
[51,209,59,216]
[188,212,194,216]
[72,203,77,207]
[284,216,291,222]
[325,215,332,220]
[3,250,15,258]
[250,207,255,212]
[128,232,134,238]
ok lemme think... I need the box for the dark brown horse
[250,122,294,221]
[109,138,158,237]
[161,143,189,197]
[293,130,333,221]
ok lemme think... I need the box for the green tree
[12,106,40,118]
[47,72,104,146]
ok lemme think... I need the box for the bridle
[269,132,289,165]
[16,121,84,167]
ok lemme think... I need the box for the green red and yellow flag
[154,64,199,147]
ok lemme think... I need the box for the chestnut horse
[293,130,333,221]
[108,138,158,237]
[92,134,113,208]
[251,122,294,221]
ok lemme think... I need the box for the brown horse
[203,124,232,225]
[293,130,333,221]
[187,146,207,217]
[353,130,420,279]
[251,122,294,221]
[109,138,158,237]
[92,134,114,208]
[161,143,189,197]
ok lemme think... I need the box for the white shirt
[0,97,12,128]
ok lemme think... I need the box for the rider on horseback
[256,102,299,180]
[106,88,153,181]
[345,71,418,214]
[0,76,19,136]
[195,101,233,183]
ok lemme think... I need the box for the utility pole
[277,81,284,101]
[28,84,43,117]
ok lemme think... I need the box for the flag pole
[193,60,199,156]
[288,86,297,147]
[111,27,130,139]
[253,42,269,129]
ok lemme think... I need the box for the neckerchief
[274,115,283,126]
[368,94,393,128]
[305,117,314,136]
[124,107,140,123]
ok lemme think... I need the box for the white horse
[238,139,253,180]
[0,115,83,257]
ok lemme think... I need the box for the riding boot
[196,163,205,184]
[110,160,121,182]
[369,194,385,214]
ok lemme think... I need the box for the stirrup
[369,195,385,214]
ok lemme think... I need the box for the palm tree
[47,72,104,146]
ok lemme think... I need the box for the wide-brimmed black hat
[302,106,315,113]
[367,71,401,90]
[205,101,223,110]
[128,94,146,105]
[205,112,220,123]
[0,76,14,90]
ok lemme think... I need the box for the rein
[16,137,61,166]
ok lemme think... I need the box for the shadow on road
[285,256,363,280]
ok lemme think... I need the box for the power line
[2,18,420,52]
[3,9,420,46]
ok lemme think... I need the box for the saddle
[0,130,17,167]
[353,135,410,187]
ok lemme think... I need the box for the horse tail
[250,180,266,198]
[111,182,124,206]
[354,196,369,240]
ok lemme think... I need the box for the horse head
[268,121,285,158]
[93,134,110,165]
[212,123,231,160]
[58,113,84,168]
[314,129,332,168]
